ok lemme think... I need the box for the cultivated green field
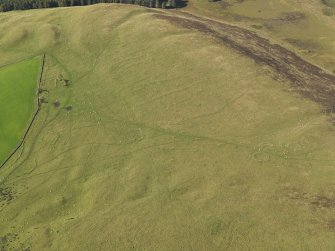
[0,57,40,166]
[0,3,335,250]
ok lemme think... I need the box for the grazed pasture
[0,4,335,250]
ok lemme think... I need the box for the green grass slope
[184,0,335,73]
[0,57,40,166]
[0,4,335,250]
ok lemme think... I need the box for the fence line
[0,54,46,169]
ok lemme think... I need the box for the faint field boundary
[0,54,46,169]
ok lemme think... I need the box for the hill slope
[1,4,335,250]
[185,0,335,73]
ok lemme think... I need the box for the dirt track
[154,12,335,114]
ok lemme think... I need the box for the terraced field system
[0,2,335,250]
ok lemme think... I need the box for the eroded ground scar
[153,13,335,114]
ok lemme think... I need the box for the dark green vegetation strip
[0,0,184,12]
[0,56,44,169]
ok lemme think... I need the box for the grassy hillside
[184,0,335,73]
[0,57,40,166]
[0,4,335,250]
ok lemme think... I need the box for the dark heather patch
[153,12,335,115]
[0,186,14,205]
[279,12,306,22]
[53,100,60,108]
[311,195,335,209]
